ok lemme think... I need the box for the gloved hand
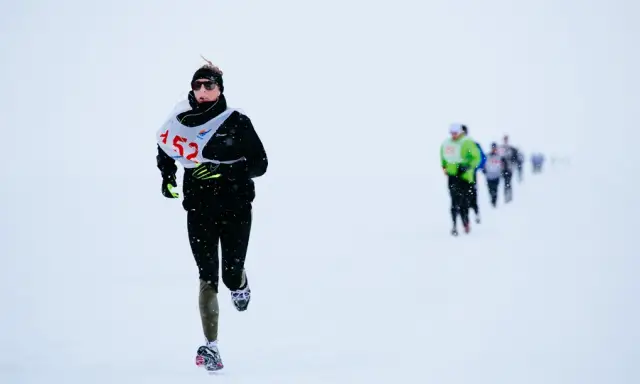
[192,163,222,180]
[161,175,180,198]
[192,161,248,181]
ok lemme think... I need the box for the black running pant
[448,176,471,226]
[517,166,523,182]
[468,181,479,214]
[486,178,500,205]
[503,170,513,201]
[187,201,252,293]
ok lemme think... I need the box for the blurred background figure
[497,135,519,203]
[482,142,508,207]
[516,150,525,182]
[531,152,545,173]
[461,125,486,223]
[440,124,482,236]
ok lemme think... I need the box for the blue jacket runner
[476,142,486,170]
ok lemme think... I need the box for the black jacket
[156,93,268,210]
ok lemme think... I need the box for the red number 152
[160,130,199,161]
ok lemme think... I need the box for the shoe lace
[231,287,250,301]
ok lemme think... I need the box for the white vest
[156,103,244,169]
[484,155,503,180]
[441,136,471,163]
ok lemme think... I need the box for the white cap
[449,123,463,135]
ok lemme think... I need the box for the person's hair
[199,55,223,76]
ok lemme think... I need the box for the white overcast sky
[1,0,638,180]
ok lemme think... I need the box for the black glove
[161,175,179,198]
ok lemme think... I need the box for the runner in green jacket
[440,123,481,235]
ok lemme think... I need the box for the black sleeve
[201,114,268,180]
[200,113,268,180]
[238,114,268,179]
[510,147,520,163]
[156,145,177,179]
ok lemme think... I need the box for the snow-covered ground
[1,165,637,384]
[1,0,638,383]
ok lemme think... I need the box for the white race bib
[441,137,470,163]
[485,157,502,173]
[484,156,503,179]
[443,143,461,162]
[156,107,240,168]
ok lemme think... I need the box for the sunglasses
[191,80,217,91]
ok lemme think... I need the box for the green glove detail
[161,176,180,199]
[166,183,180,198]
[192,163,222,180]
